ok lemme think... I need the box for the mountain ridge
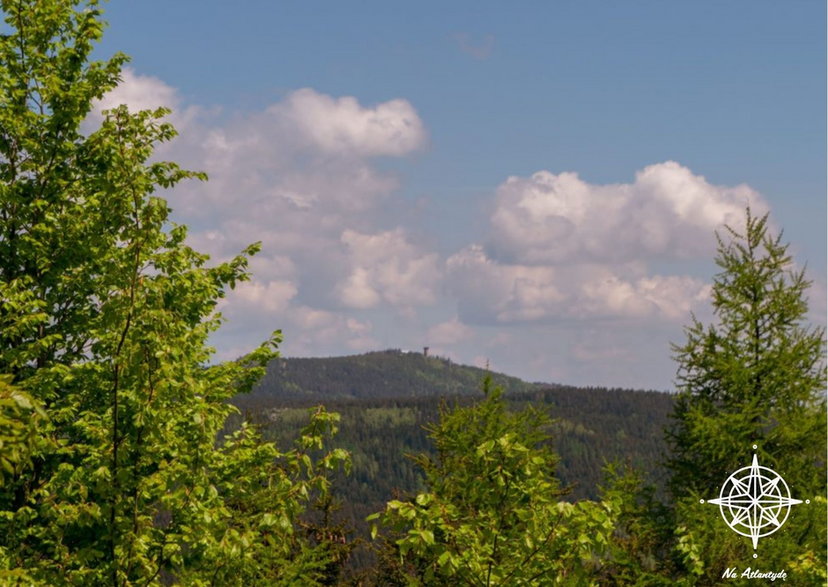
[250,348,552,401]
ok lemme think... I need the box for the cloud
[437,160,820,387]
[447,245,711,324]
[271,89,428,157]
[93,73,433,357]
[427,317,474,346]
[90,68,806,391]
[806,275,827,326]
[88,68,200,132]
[444,162,762,329]
[488,161,767,265]
[284,307,378,355]
[453,32,496,60]
[231,279,298,314]
[336,229,441,309]
[95,68,179,112]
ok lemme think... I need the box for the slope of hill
[233,349,675,569]
[250,349,541,400]
[241,351,674,500]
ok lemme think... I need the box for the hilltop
[234,351,675,540]
[249,348,542,401]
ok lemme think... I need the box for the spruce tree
[667,209,826,583]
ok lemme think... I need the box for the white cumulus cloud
[336,229,441,309]
[489,161,767,265]
[447,245,710,324]
[272,88,427,157]
[443,162,768,337]
[96,70,434,359]
[88,68,200,132]
[95,68,179,113]
[231,280,298,314]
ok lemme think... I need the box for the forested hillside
[240,350,674,498]
[233,352,675,566]
[250,349,540,400]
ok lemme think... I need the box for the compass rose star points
[704,450,805,551]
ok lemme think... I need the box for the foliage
[234,382,674,571]
[0,376,47,485]
[369,379,617,586]
[595,464,677,586]
[174,407,352,586]
[666,209,826,584]
[0,1,348,584]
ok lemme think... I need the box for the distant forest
[231,350,675,567]
[249,349,540,400]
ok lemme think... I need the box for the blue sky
[92,1,826,389]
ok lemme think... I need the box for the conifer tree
[667,209,826,583]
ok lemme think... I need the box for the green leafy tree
[0,377,47,487]
[370,379,617,586]
[0,1,348,584]
[594,463,676,586]
[666,209,826,584]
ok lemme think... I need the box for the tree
[370,378,617,586]
[0,1,348,584]
[594,463,677,585]
[666,209,826,583]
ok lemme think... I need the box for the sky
[91,0,826,390]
